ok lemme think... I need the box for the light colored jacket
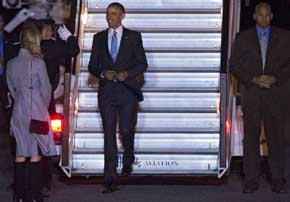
[6,48,56,157]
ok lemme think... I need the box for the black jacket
[41,36,80,91]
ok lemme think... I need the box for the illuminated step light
[51,114,63,133]
[51,114,63,144]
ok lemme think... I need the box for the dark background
[240,0,290,30]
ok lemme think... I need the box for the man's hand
[117,71,128,81]
[262,75,276,86]
[104,70,117,81]
[57,25,72,41]
[252,75,276,88]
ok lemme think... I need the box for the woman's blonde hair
[20,23,42,57]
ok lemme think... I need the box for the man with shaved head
[229,2,290,194]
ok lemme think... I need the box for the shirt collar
[18,48,34,58]
[256,26,270,39]
[109,25,123,36]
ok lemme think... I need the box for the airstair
[61,0,232,177]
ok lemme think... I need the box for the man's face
[255,6,272,29]
[41,24,53,40]
[106,6,125,29]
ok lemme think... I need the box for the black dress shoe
[282,178,288,189]
[121,165,132,177]
[102,186,120,194]
[271,179,288,194]
[13,198,24,202]
[103,172,119,194]
[242,182,259,193]
[40,190,49,198]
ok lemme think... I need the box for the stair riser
[78,92,219,111]
[86,14,222,30]
[83,33,221,50]
[81,52,221,71]
[72,154,218,174]
[79,72,220,90]
[87,0,223,10]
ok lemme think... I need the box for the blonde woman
[6,24,56,202]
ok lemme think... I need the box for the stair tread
[79,68,220,73]
[78,87,219,93]
[71,169,218,175]
[77,107,216,113]
[74,128,219,133]
[88,8,222,14]
[84,28,221,33]
[74,129,219,134]
[82,48,220,53]
[72,150,218,155]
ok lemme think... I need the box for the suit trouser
[0,77,9,127]
[98,81,138,178]
[243,92,286,183]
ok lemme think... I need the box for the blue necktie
[110,31,117,62]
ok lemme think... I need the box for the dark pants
[243,92,286,183]
[14,161,42,201]
[48,93,56,115]
[98,81,138,177]
[0,76,10,128]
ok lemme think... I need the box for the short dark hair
[255,2,272,14]
[107,2,125,13]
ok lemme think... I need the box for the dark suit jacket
[88,27,148,101]
[41,36,80,91]
[229,26,290,116]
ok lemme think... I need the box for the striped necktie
[110,31,118,62]
[260,31,267,72]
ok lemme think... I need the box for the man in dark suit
[229,2,290,194]
[88,2,148,193]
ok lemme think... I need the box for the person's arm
[55,36,80,59]
[55,25,80,59]
[272,60,290,86]
[37,59,51,108]
[271,38,290,86]
[88,33,102,78]
[229,33,255,88]
[65,36,80,57]
[126,32,148,79]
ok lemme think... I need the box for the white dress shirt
[108,25,123,55]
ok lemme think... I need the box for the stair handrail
[60,0,85,174]
[218,0,241,178]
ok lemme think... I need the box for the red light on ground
[51,119,62,133]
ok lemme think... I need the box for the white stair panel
[79,72,220,91]
[88,0,223,10]
[74,132,219,152]
[83,32,221,51]
[72,154,218,174]
[76,112,220,132]
[78,92,219,112]
[81,52,221,71]
[86,14,222,30]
